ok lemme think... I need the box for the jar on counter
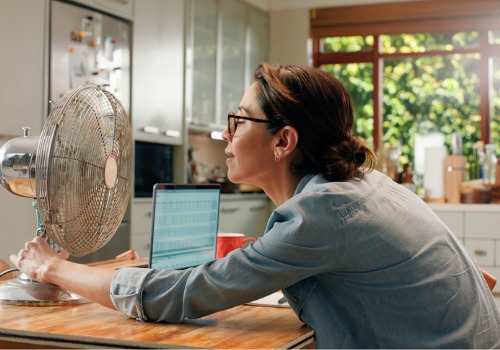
[482,144,497,185]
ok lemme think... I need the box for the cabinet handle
[249,205,266,211]
[142,126,160,134]
[474,249,488,257]
[220,208,239,213]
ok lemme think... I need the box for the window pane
[490,31,500,45]
[491,57,500,154]
[322,63,374,145]
[381,32,479,54]
[383,54,481,175]
[322,36,374,53]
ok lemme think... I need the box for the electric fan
[0,83,133,304]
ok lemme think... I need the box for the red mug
[216,233,256,258]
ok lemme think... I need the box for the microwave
[134,141,173,197]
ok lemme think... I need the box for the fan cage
[36,84,133,256]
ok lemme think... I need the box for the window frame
[310,0,500,150]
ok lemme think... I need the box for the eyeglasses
[227,112,273,138]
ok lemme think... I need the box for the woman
[11,64,500,348]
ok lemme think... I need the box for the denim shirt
[111,171,500,348]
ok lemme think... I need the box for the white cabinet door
[132,0,185,145]
[219,197,270,239]
[187,0,218,128]
[219,0,246,118]
[247,6,269,86]
[186,0,269,131]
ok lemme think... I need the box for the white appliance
[50,0,131,115]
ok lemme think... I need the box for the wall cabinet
[429,204,500,294]
[132,0,185,146]
[186,0,269,131]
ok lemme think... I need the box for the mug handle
[243,237,256,244]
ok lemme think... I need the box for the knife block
[444,155,467,203]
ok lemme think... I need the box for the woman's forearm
[43,259,118,309]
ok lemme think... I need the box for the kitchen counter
[427,203,500,212]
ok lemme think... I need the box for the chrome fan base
[0,275,89,306]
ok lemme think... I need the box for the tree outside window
[311,1,500,185]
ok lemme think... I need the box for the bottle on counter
[398,163,417,193]
[469,141,484,180]
[482,144,497,185]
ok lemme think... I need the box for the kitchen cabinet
[130,199,154,259]
[429,203,500,294]
[219,195,271,239]
[70,0,134,19]
[132,0,185,146]
[0,0,49,262]
[186,0,269,131]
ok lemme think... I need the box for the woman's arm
[10,236,117,309]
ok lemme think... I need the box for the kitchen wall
[263,0,422,65]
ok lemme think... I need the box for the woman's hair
[253,63,376,182]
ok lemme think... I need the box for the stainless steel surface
[0,128,38,198]
[0,274,88,305]
[50,0,130,115]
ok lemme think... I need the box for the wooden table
[0,257,314,349]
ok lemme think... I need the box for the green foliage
[321,32,492,170]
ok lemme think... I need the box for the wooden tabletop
[0,255,313,349]
[0,299,312,349]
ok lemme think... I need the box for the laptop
[148,183,221,270]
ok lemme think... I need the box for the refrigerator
[50,0,132,262]
[50,0,131,115]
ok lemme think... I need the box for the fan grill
[36,85,132,256]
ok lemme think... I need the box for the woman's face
[223,83,276,186]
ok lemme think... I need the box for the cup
[216,233,256,258]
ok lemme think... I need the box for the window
[311,0,500,180]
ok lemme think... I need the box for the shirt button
[291,296,300,304]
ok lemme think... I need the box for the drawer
[464,239,495,266]
[433,211,464,239]
[465,212,500,239]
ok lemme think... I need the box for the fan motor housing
[0,128,38,198]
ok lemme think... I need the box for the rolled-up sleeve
[110,267,155,321]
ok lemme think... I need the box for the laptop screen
[149,184,221,269]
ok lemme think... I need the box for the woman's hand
[9,236,69,284]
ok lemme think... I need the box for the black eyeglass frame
[227,112,274,138]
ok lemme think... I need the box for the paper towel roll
[424,145,447,199]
